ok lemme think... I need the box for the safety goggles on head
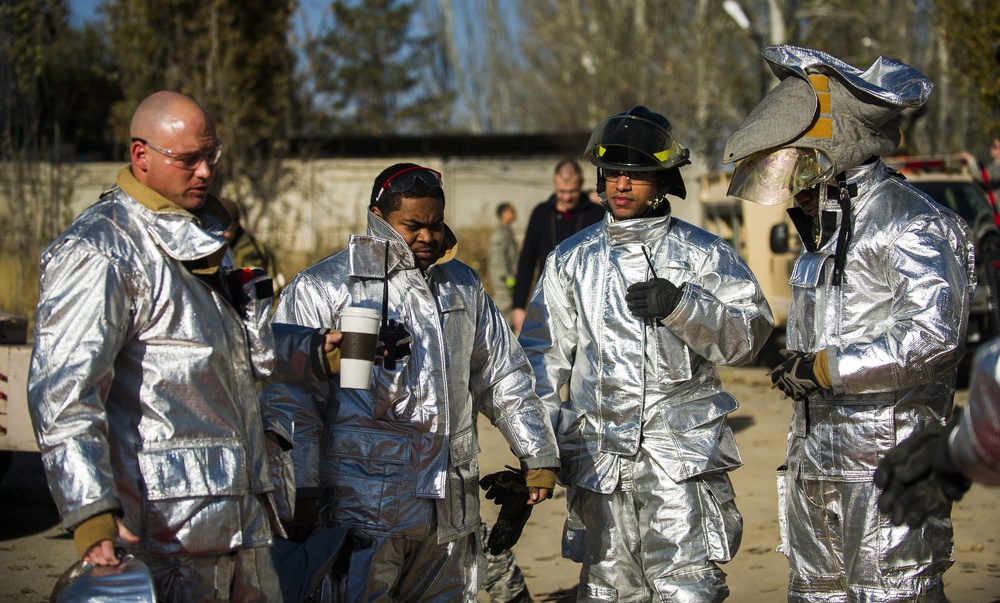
[374,166,443,204]
[727,147,833,206]
[132,137,223,170]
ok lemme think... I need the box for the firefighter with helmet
[724,45,975,602]
[518,106,774,602]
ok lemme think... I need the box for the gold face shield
[727,147,833,206]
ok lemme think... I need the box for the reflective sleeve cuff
[519,455,561,471]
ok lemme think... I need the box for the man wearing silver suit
[263,163,560,601]
[28,91,336,601]
[519,106,774,602]
[724,46,975,602]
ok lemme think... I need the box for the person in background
[725,45,974,601]
[488,202,519,324]
[27,91,335,602]
[263,163,560,601]
[520,106,773,602]
[511,159,605,332]
[218,195,286,292]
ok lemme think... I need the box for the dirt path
[477,366,1000,602]
[1,365,997,602]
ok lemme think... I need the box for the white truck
[0,314,38,481]
[698,170,798,366]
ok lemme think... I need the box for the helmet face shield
[727,147,833,206]
[584,114,690,171]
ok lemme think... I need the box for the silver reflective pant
[778,469,954,603]
[563,458,740,602]
[135,545,281,602]
[323,525,480,602]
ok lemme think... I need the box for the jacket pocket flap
[439,294,466,313]
[663,393,739,433]
[449,427,479,465]
[330,427,411,465]
[789,251,833,288]
[138,439,248,501]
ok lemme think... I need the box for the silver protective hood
[724,45,933,174]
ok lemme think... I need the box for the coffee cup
[339,307,381,389]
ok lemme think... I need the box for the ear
[131,141,149,171]
[371,206,383,219]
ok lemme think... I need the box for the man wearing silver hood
[519,106,774,602]
[263,163,560,601]
[724,46,975,602]
[28,91,336,601]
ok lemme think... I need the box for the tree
[935,0,1000,145]
[100,0,308,238]
[307,0,455,134]
[0,0,119,316]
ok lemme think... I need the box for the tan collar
[117,166,193,215]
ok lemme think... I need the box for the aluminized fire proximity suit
[721,45,975,602]
[263,212,560,601]
[28,167,325,601]
[778,160,975,602]
[519,211,774,602]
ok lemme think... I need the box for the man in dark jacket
[511,159,604,332]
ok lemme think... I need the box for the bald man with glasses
[28,91,337,602]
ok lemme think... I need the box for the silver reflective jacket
[520,211,774,493]
[264,212,559,544]
[785,160,975,479]
[29,174,322,556]
[952,336,1000,486]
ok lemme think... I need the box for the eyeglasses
[374,166,443,204]
[132,137,223,170]
[603,169,654,183]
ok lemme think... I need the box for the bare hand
[524,468,554,505]
[322,330,343,354]
[526,486,552,505]
[511,308,526,333]
[83,521,140,566]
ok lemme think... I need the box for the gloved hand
[480,469,532,555]
[769,349,831,401]
[625,278,683,321]
[874,418,971,527]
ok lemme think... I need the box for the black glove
[480,469,532,555]
[874,419,971,527]
[625,278,683,320]
[770,350,822,401]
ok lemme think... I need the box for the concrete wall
[41,157,705,259]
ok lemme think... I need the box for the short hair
[554,158,583,179]
[496,202,514,218]
[370,163,445,217]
